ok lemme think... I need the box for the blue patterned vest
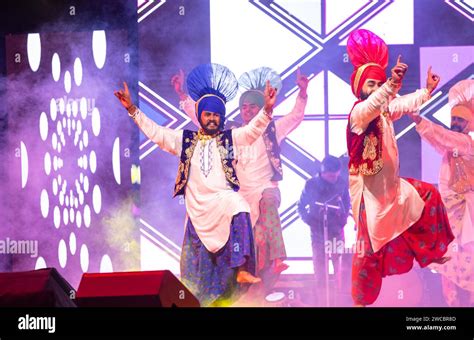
[173,129,240,197]
[263,121,283,181]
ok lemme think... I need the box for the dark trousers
[310,223,350,306]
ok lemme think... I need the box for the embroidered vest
[447,152,474,194]
[173,129,240,197]
[262,121,283,181]
[227,120,283,181]
[346,103,384,176]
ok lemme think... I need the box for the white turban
[449,79,474,132]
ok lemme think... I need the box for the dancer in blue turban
[115,63,277,306]
[173,66,308,300]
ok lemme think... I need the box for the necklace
[197,129,217,145]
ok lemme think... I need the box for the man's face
[360,78,384,100]
[240,101,261,123]
[200,111,221,135]
[321,170,340,184]
[450,116,468,133]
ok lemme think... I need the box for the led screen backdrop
[4,30,140,288]
[1,0,139,288]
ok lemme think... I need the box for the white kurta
[236,96,307,227]
[349,82,431,253]
[130,106,271,253]
[416,118,474,245]
[181,95,307,227]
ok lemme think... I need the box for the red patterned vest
[346,101,384,176]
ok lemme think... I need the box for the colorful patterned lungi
[180,212,256,307]
[352,178,455,305]
[254,188,287,280]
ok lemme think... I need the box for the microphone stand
[313,194,340,307]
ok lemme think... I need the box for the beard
[360,91,370,100]
[201,121,219,135]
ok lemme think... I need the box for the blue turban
[238,67,282,110]
[186,63,239,131]
[196,94,226,129]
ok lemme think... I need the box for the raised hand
[426,66,440,94]
[391,55,408,84]
[296,66,309,98]
[264,80,277,116]
[171,69,187,100]
[114,81,133,110]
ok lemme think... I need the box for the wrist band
[127,105,138,118]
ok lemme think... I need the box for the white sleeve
[232,109,271,146]
[350,80,400,135]
[130,107,183,156]
[275,94,307,143]
[416,118,474,156]
[389,88,431,121]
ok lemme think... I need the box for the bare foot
[273,259,289,274]
[354,304,366,307]
[236,270,262,284]
[432,256,451,264]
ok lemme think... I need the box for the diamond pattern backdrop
[136,0,473,275]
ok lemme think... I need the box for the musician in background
[297,155,351,305]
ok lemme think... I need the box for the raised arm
[232,109,271,146]
[389,66,440,121]
[180,96,200,127]
[171,69,200,127]
[350,55,408,134]
[350,80,400,134]
[128,107,183,156]
[388,89,431,121]
[275,67,308,143]
[115,82,183,156]
[232,80,275,146]
[415,117,473,156]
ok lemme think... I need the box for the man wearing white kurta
[114,70,278,306]
[411,79,474,306]
[349,80,432,253]
[346,29,454,306]
[174,68,308,284]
